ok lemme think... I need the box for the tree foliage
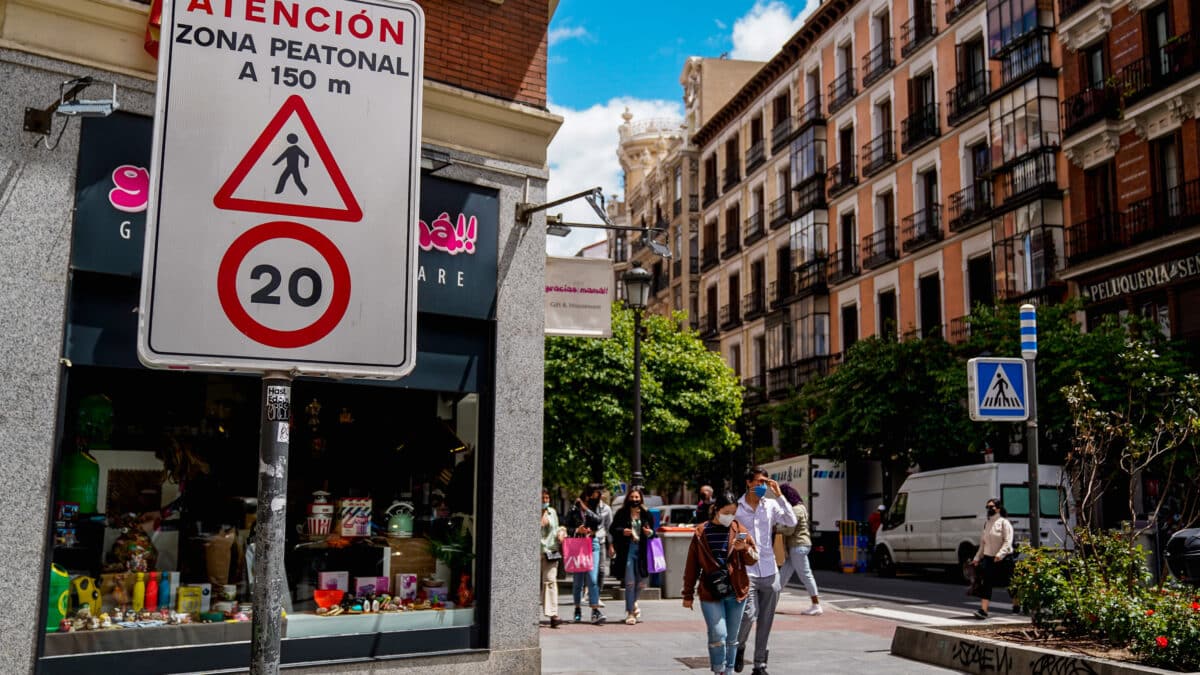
[543,304,743,493]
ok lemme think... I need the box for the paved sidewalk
[540,592,958,674]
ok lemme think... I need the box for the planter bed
[891,624,1194,674]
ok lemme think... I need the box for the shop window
[45,365,485,667]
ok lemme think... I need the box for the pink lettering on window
[418,212,477,255]
[108,165,150,213]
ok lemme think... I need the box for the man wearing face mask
[733,467,797,675]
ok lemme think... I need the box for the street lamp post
[621,261,652,493]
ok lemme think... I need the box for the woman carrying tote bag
[681,490,759,675]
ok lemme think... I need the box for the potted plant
[429,517,475,586]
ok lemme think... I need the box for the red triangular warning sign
[213,95,363,222]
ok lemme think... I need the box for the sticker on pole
[137,0,425,378]
[968,357,1030,421]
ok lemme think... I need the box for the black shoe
[1012,604,1021,614]
[573,607,581,623]
[974,609,989,619]
[549,615,562,628]
[591,609,606,625]
[734,646,745,672]
[751,668,768,675]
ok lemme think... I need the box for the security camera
[57,79,119,118]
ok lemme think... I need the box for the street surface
[540,567,1021,673]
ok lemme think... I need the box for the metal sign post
[1021,304,1041,549]
[251,375,291,675]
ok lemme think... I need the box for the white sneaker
[802,605,824,616]
[624,612,636,625]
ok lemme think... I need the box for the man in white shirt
[734,467,797,675]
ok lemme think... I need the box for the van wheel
[876,546,896,578]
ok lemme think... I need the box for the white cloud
[545,97,683,257]
[730,0,817,61]
[548,25,590,46]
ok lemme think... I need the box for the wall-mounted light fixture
[518,186,671,258]
[25,77,120,136]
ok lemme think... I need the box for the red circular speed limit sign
[217,221,351,349]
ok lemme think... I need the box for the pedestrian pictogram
[968,357,1030,421]
[213,95,363,222]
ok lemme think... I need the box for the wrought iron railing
[794,173,828,215]
[861,132,896,177]
[901,102,940,153]
[828,68,858,114]
[827,161,858,198]
[769,195,791,229]
[901,8,938,57]
[772,116,796,151]
[719,303,742,329]
[744,212,765,245]
[946,0,986,25]
[1116,34,1200,105]
[721,230,741,258]
[947,71,989,126]
[723,164,741,191]
[799,96,825,128]
[901,204,943,252]
[863,40,895,87]
[947,182,992,232]
[794,256,829,297]
[744,291,766,319]
[861,228,899,269]
[746,140,766,172]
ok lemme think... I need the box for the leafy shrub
[1010,527,1200,671]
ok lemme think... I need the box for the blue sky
[545,1,817,255]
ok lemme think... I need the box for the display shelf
[285,608,474,638]
[43,620,265,657]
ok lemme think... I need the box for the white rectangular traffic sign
[968,357,1029,421]
[138,0,424,378]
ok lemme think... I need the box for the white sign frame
[138,0,424,379]
[544,256,614,338]
[968,357,1030,422]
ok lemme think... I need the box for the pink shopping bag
[563,538,594,574]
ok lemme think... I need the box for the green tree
[543,304,743,493]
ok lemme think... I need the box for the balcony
[767,364,797,399]
[946,0,986,24]
[769,194,792,230]
[901,102,940,153]
[1062,86,1120,138]
[901,9,937,58]
[689,255,700,274]
[769,276,793,308]
[1058,0,1095,21]
[743,375,767,405]
[690,195,699,211]
[861,132,896,177]
[672,258,681,278]
[744,212,766,246]
[999,29,1053,86]
[948,315,972,345]
[863,40,896,88]
[745,140,766,173]
[995,225,1064,300]
[947,71,990,126]
[1116,34,1200,106]
[793,173,828,216]
[651,273,669,296]
[794,256,829,298]
[828,68,857,114]
[828,251,861,284]
[995,148,1058,207]
[795,354,837,387]
[701,246,720,271]
[827,162,858,199]
[723,164,741,191]
[703,183,719,207]
[861,228,899,269]
[721,230,742,259]
[1066,178,1200,265]
[772,116,798,151]
[719,303,742,330]
[700,312,719,337]
[673,198,682,217]
[901,204,943,252]
[947,182,992,232]
[744,291,766,320]
[798,96,826,131]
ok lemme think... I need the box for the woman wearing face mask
[681,490,758,675]
[610,487,656,625]
[970,498,1013,619]
[565,486,606,624]
[540,488,564,628]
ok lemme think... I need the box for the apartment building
[1058,0,1200,346]
[614,57,764,323]
[692,0,1068,401]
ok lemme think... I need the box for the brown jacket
[681,520,758,603]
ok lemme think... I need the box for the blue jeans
[624,544,642,613]
[571,538,601,608]
[700,596,746,673]
[779,545,820,598]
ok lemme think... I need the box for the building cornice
[693,0,860,147]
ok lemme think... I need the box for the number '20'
[250,265,322,307]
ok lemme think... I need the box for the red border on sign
[213,95,363,222]
[217,221,352,349]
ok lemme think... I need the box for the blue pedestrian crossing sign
[968,357,1029,421]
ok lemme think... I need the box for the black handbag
[703,567,734,597]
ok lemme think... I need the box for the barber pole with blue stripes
[1020,303,1041,549]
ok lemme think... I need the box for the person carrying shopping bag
[564,486,606,624]
[610,487,656,625]
[682,490,759,675]
[540,488,565,628]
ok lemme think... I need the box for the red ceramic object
[313,589,345,609]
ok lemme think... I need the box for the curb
[890,624,1187,675]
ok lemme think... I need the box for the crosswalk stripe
[844,606,1025,626]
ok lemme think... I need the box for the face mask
[717,513,735,527]
[987,507,997,517]
[542,502,550,510]
[629,500,641,507]
[588,497,600,508]
[753,484,768,498]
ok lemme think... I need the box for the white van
[874,463,1074,576]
